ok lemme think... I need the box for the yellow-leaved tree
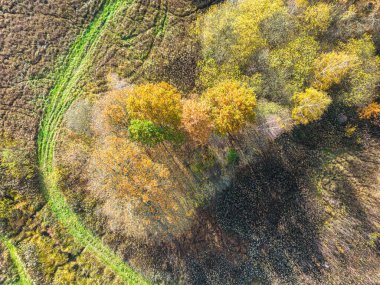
[181,99,213,146]
[339,35,380,106]
[302,3,333,34]
[269,36,320,98]
[202,80,256,135]
[313,51,358,90]
[126,82,182,128]
[292,88,332,125]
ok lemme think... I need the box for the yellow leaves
[292,88,332,125]
[142,194,149,203]
[302,3,333,34]
[339,36,380,106]
[345,124,357,137]
[126,82,182,128]
[313,51,358,90]
[196,0,285,66]
[202,80,256,135]
[233,0,285,62]
[359,102,380,120]
[269,36,320,95]
[181,99,213,146]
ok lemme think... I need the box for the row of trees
[104,81,257,146]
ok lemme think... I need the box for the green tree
[202,80,256,135]
[128,120,165,146]
[292,88,332,125]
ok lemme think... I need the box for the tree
[196,0,285,85]
[126,82,182,128]
[128,119,165,146]
[302,3,332,34]
[202,80,256,135]
[339,35,380,106]
[359,102,380,120]
[292,88,332,125]
[181,99,213,146]
[91,136,190,239]
[269,36,320,98]
[313,51,358,90]
[94,89,129,136]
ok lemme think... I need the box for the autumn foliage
[181,99,213,145]
[202,80,257,135]
[313,52,357,91]
[126,82,182,128]
[91,136,191,239]
[292,88,332,125]
[359,103,380,120]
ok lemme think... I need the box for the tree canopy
[126,82,183,128]
[292,88,332,125]
[202,80,257,134]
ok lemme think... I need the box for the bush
[226,148,239,165]
[128,119,165,146]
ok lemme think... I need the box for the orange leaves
[359,102,380,120]
[181,99,213,145]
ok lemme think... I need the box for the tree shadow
[167,143,326,285]
[212,149,325,284]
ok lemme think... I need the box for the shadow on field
[177,147,325,285]
[215,153,324,284]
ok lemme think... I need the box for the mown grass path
[0,236,34,285]
[37,0,151,284]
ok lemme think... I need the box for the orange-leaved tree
[202,80,257,135]
[181,99,213,145]
[359,102,380,121]
[91,136,190,238]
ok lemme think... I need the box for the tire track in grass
[37,0,151,284]
[0,236,34,285]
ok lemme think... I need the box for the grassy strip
[37,0,151,284]
[0,237,34,285]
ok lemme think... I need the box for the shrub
[226,148,239,165]
[359,102,380,120]
[128,119,165,146]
